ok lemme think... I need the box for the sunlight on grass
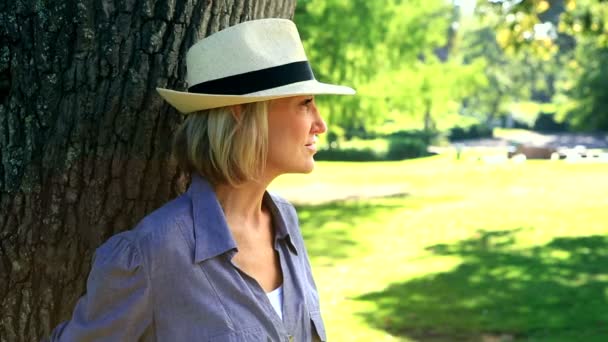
[269,155,608,341]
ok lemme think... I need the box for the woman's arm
[47,234,153,341]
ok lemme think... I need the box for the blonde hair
[172,101,269,186]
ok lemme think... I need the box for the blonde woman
[48,19,354,341]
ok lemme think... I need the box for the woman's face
[265,95,327,177]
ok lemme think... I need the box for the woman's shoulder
[135,193,194,237]
[101,194,195,266]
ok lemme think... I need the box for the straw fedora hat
[156,18,355,114]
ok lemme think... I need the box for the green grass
[269,154,608,341]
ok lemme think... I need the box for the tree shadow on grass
[295,194,407,265]
[356,229,608,341]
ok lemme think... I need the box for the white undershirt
[266,285,284,320]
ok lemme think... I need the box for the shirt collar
[187,174,237,263]
[187,174,298,263]
[263,192,299,255]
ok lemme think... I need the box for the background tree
[364,56,486,139]
[456,9,552,129]
[553,0,608,130]
[294,0,459,142]
[0,1,295,340]
[477,0,608,131]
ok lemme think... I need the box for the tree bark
[0,0,296,340]
[423,98,435,143]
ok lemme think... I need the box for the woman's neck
[214,179,270,232]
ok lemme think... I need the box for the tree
[554,40,608,130]
[476,0,608,131]
[456,11,549,128]
[294,0,455,140]
[0,0,296,340]
[553,0,608,130]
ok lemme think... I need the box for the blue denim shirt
[48,175,326,341]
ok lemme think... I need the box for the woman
[48,18,354,341]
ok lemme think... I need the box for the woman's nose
[311,105,327,134]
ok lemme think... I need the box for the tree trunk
[423,98,435,144]
[486,94,503,126]
[0,0,296,340]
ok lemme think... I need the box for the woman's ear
[230,105,243,123]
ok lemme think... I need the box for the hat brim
[156,79,355,114]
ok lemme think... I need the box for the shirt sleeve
[47,234,153,341]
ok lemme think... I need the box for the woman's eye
[302,98,313,106]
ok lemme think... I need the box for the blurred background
[269,0,608,340]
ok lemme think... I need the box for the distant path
[452,132,608,149]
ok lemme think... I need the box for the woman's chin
[293,160,316,174]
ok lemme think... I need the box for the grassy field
[268,153,608,341]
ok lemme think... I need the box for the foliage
[314,147,383,162]
[449,124,494,140]
[559,0,608,46]
[365,56,487,135]
[385,137,429,160]
[475,0,564,56]
[456,13,553,127]
[533,112,569,131]
[296,0,608,135]
[386,129,439,145]
[477,0,608,131]
[295,0,485,138]
[314,130,432,161]
[553,41,608,130]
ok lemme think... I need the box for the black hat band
[188,61,315,95]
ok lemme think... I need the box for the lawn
[268,153,608,341]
